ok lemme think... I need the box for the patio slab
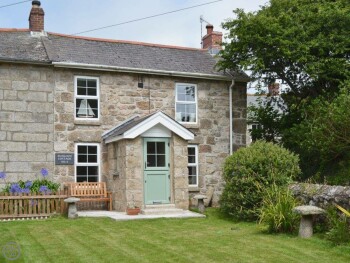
[77,210,205,221]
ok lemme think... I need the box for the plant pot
[126,207,140,215]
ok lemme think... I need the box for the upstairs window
[175,83,197,123]
[75,76,99,120]
[75,143,100,182]
[188,145,198,187]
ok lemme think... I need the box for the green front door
[144,138,170,205]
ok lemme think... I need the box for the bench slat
[66,182,112,211]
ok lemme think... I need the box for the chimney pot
[206,24,214,35]
[202,24,223,54]
[32,1,41,6]
[29,1,44,32]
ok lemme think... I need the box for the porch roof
[102,111,195,143]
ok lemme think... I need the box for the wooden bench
[66,182,112,211]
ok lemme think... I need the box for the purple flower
[25,181,33,188]
[0,172,6,179]
[40,168,49,177]
[39,185,51,194]
[22,188,30,194]
[10,183,21,194]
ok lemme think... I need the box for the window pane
[88,176,98,182]
[77,87,87,96]
[147,155,156,167]
[87,87,97,96]
[78,145,87,154]
[88,154,97,163]
[87,79,97,88]
[147,142,156,154]
[77,79,86,87]
[188,155,196,164]
[88,166,99,176]
[176,103,196,123]
[76,166,87,175]
[177,85,195,102]
[188,166,197,176]
[88,146,97,154]
[157,155,166,167]
[156,142,165,154]
[76,99,98,118]
[189,176,197,185]
[188,147,195,156]
[78,154,87,163]
[77,175,88,183]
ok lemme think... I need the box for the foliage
[248,96,284,142]
[220,141,300,221]
[1,169,60,195]
[326,207,350,245]
[258,184,300,233]
[220,0,350,182]
[287,82,350,182]
[220,0,350,97]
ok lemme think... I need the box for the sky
[0,0,267,48]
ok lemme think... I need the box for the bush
[259,184,300,233]
[220,141,300,221]
[326,206,350,245]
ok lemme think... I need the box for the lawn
[0,209,349,263]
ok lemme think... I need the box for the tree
[288,81,350,184]
[220,0,349,99]
[219,0,350,181]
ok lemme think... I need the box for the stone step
[141,204,185,215]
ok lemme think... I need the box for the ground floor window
[188,145,198,187]
[75,143,100,182]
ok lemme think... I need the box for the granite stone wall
[290,183,350,210]
[0,64,54,185]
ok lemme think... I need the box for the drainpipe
[229,78,235,155]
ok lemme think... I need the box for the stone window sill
[189,187,200,192]
[74,119,101,126]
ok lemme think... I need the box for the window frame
[74,143,100,183]
[187,145,199,187]
[74,76,100,121]
[175,83,198,124]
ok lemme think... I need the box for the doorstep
[77,210,205,221]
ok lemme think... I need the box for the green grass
[0,209,349,263]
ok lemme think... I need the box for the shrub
[259,184,300,233]
[220,140,300,221]
[326,206,350,245]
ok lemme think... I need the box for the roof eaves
[0,57,51,65]
[52,62,231,81]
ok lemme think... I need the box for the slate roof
[0,29,249,81]
[101,115,150,140]
[0,30,50,63]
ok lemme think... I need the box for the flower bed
[0,169,67,219]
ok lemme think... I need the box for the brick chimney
[29,1,44,32]
[202,24,222,54]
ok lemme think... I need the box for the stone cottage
[0,1,247,211]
